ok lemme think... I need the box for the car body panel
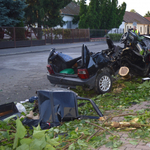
[47,73,96,88]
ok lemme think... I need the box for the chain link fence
[90,28,124,38]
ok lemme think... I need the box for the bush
[15,27,26,41]
[63,29,71,39]
[0,28,4,40]
[108,33,123,41]
[90,30,108,38]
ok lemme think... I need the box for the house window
[140,27,142,34]
[145,26,147,34]
[127,26,129,31]
[67,21,72,29]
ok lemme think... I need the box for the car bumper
[47,74,96,88]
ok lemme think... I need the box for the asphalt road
[0,41,123,105]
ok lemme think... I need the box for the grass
[1,75,150,149]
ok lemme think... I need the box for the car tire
[95,72,112,94]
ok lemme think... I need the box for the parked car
[46,41,120,94]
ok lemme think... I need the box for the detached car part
[37,90,103,126]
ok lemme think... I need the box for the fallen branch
[108,113,144,121]
[62,133,85,150]
[86,128,102,142]
[0,137,14,143]
[0,129,15,133]
[85,121,115,136]
[105,121,149,128]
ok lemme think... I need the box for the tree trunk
[119,66,131,79]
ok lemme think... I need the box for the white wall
[55,15,78,29]
[119,21,125,29]
[108,22,125,34]
[125,23,148,34]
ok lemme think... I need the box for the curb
[0,41,106,57]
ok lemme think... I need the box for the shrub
[108,33,123,41]
[63,29,71,39]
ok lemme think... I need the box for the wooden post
[78,29,80,42]
[31,28,32,46]
[63,29,64,44]
[14,27,16,48]
[45,29,46,45]
[72,29,74,43]
[88,28,90,42]
[84,29,86,42]
[51,28,53,44]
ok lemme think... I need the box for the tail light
[47,64,54,75]
[78,69,89,79]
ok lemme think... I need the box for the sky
[86,0,150,16]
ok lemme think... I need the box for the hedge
[108,33,123,41]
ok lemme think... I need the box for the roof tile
[145,17,150,22]
[60,2,80,16]
[123,11,150,24]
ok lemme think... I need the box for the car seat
[106,36,116,50]
[79,44,90,68]
[37,90,103,127]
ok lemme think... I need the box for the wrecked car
[119,29,150,76]
[46,28,150,94]
[46,41,120,94]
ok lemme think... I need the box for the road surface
[0,41,123,105]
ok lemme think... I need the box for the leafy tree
[63,0,72,6]
[79,0,126,29]
[78,0,88,28]
[79,0,87,17]
[144,11,150,17]
[130,9,136,13]
[0,0,27,27]
[72,0,80,5]
[109,0,118,28]
[115,2,126,28]
[73,0,88,28]
[82,0,100,29]
[25,0,71,28]
[72,15,80,24]
[99,0,112,29]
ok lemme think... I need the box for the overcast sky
[86,0,150,16]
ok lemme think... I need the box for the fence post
[44,29,46,45]
[51,28,53,44]
[88,28,90,42]
[78,29,80,42]
[14,27,16,48]
[72,29,74,43]
[62,28,64,44]
[31,28,32,46]
[84,29,86,42]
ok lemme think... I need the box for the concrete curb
[0,41,106,57]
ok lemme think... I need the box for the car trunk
[48,54,81,76]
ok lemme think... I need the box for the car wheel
[95,72,112,94]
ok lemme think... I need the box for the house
[122,11,150,35]
[57,2,80,29]
[145,17,150,23]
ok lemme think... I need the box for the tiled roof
[145,17,150,22]
[123,11,150,24]
[60,2,80,16]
